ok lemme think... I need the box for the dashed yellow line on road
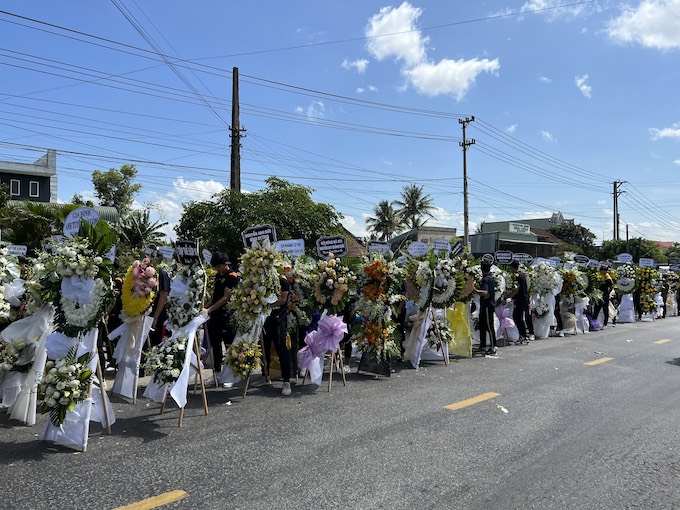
[113,490,188,510]
[445,392,500,411]
[584,357,613,366]
[655,339,671,345]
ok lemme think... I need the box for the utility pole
[459,116,475,250]
[626,224,629,253]
[230,67,246,191]
[612,180,627,240]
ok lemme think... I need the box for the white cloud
[541,130,556,142]
[368,85,379,92]
[521,0,592,20]
[402,58,500,100]
[343,214,369,237]
[365,2,428,66]
[428,206,462,229]
[606,0,680,50]
[146,177,225,240]
[597,199,607,205]
[294,100,326,120]
[356,87,365,94]
[365,2,499,101]
[342,58,369,73]
[539,76,552,84]
[381,158,393,166]
[674,159,680,166]
[575,74,592,98]
[649,123,680,141]
[506,124,517,133]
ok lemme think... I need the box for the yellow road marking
[655,339,671,345]
[114,490,188,510]
[584,357,613,366]
[445,392,500,411]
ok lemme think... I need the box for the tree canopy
[599,238,667,264]
[549,222,596,256]
[92,164,142,215]
[393,184,435,231]
[366,200,401,241]
[175,177,343,259]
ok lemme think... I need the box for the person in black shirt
[149,250,171,347]
[202,252,240,374]
[593,266,613,328]
[475,262,497,355]
[263,275,291,396]
[508,260,531,344]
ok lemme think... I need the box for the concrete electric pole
[459,116,475,250]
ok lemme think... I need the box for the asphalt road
[2,318,680,510]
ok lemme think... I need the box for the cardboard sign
[367,241,392,255]
[495,250,514,264]
[481,253,495,264]
[63,207,99,237]
[175,240,201,265]
[512,253,534,264]
[316,236,348,258]
[586,259,602,269]
[7,245,27,256]
[406,241,429,257]
[241,224,277,247]
[432,239,451,254]
[157,246,175,259]
[277,239,305,258]
[532,257,557,268]
[639,257,655,267]
[450,240,464,257]
[617,253,634,263]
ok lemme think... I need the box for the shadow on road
[665,358,680,367]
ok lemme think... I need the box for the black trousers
[263,314,291,382]
[478,306,497,350]
[593,298,610,326]
[208,315,235,372]
[513,301,530,338]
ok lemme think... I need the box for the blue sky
[1,1,679,245]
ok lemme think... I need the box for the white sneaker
[281,382,291,396]
[557,331,564,338]
[222,382,234,388]
[528,334,535,341]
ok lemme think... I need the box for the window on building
[29,181,39,198]
[10,179,19,196]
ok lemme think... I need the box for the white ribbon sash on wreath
[2,306,55,425]
[403,301,432,369]
[574,298,590,334]
[218,313,268,385]
[532,293,555,339]
[41,328,115,451]
[109,315,153,399]
[419,308,449,362]
[3,278,26,307]
[496,304,519,343]
[61,275,95,304]
[617,293,635,323]
[143,315,207,407]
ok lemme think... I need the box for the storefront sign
[509,222,531,234]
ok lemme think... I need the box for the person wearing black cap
[508,260,531,344]
[202,252,240,374]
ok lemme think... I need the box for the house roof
[340,225,366,257]
[532,228,566,245]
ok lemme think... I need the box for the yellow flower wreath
[121,266,155,317]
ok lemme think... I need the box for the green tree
[366,200,401,241]
[393,184,435,230]
[175,177,343,259]
[116,209,168,254]
[71,193,94,207]
[665,242,680,261]
[549,222,596,256]
[0,201,79,255]
[0,183,10,208]
[600,238,666,263]
[92,164,142,215]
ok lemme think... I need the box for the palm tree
[393,184,435,230]
[366,200,401,241]
[0,201,71,255]
[116,209,168,252]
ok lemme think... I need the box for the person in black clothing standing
[475,262,497,355]
[263,275,291,396]
[149,249,171,347]
[508,260,531,344]
[202,252,240,374]
[593,266,613,328]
